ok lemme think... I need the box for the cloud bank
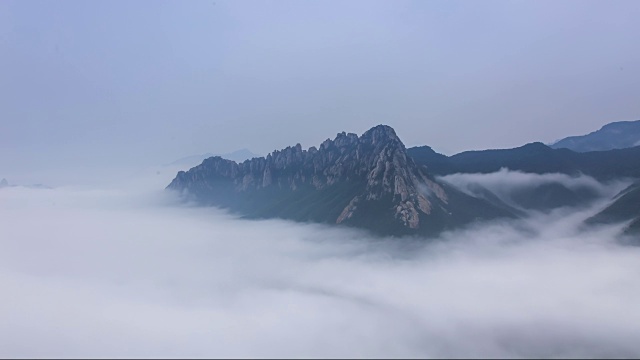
[1,175,640,358]
[439,168,631,212]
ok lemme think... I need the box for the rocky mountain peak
[167,125,509,236]
[361,124,402,146]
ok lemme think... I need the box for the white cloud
[1,178,640,358]
[438,168,631,212]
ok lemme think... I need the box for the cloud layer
[1,176,640,358]
[439,168,631,211]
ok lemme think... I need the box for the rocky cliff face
[167,125,515,236]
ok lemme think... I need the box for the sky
[3,3,640,356]
[2,0,640,185]
[1,170,640,358]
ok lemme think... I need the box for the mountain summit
[167,125,515,236]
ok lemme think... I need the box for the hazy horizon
[2,0,640,186]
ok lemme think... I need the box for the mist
[440,169,632,212]
[2,173,640,358]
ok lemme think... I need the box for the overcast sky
[2,0,640,183]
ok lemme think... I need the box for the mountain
[444,177,602,213]
[588,182,640,235]
[0,180,52,189]
[407,143,640,213]
[167,149,261,168]
[550,120,640,152]
[167,125,517,236]
[407,142,640,181]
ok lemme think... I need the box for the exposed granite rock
[167,125,515,236]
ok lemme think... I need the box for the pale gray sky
[2,0,639,184]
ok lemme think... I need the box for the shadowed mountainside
[407,142,640,181]
[167,125,517,236]
[588,181,640,235]
[551,120,640,152]
[168,125,640,237]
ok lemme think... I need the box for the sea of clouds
[1,170,640,358]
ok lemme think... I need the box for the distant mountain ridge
[550,120,640,152]
[0,178,52,189]
[407,141,640,237]
[167,125,516,236]
[407,142,640,181]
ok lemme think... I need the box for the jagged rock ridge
[167,125,515,236]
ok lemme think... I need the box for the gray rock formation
[167,125,516,236]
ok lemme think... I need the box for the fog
[439,169,632,211]
[440,169,613,196]
[2,173,640,358]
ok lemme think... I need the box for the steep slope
[551,120,640,152]
[588,182,640,235]
[408,143,640,212]
[167,125,517,236]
